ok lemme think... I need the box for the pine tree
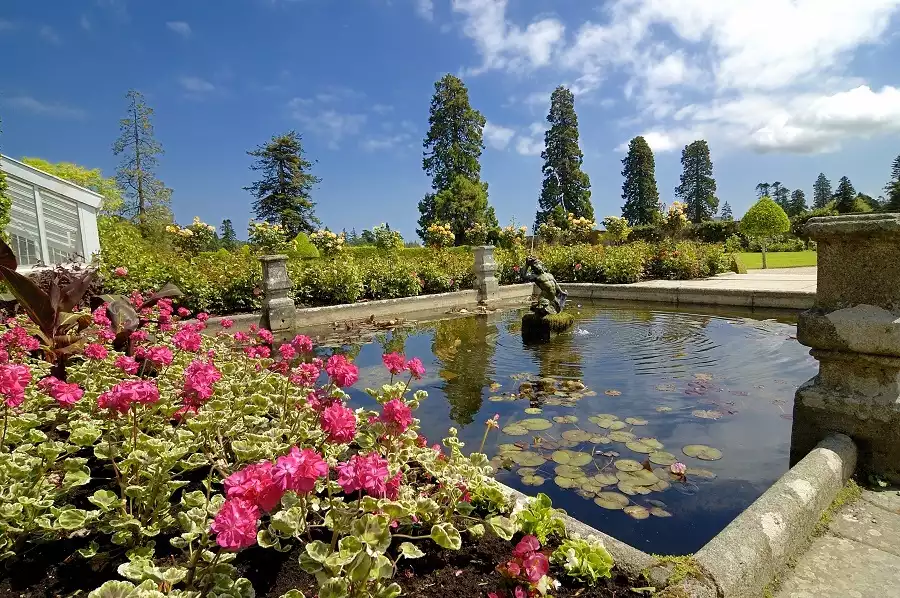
[620,135,659,225]
[113,90,172,231]
[755,182,771,199]
[720,201,733,221]
[834,176,857,213]
[884,155,900,212]
[788,190,807,217]
[220,219,237,250]
[674,140,718,223]
[771,182,790,211]
[536,86,593,228]
[245,131,321,236]
[0,116,11,235]
[813,173,832,209]
[419,74,493,240]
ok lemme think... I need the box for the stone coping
[500,434,858,598]
[565,282,815,310]
[806,213,900,239]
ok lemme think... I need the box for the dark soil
[0,537,117,598]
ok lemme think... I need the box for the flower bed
[0,264,640,597]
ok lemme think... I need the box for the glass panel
[6,177,43,266]
[39,189,84,264]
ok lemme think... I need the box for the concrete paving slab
[774,535,900,598]
[861,487,900,514]
[830,499,900,557]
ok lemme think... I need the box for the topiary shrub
[731,254,748,274]
[740,196,790,269]
[290,232,320,258]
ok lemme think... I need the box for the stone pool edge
[564,283,815,310]
[501,433,857,598]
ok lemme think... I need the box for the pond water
[337,301,817,555]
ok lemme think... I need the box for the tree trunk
[762,241,768,269]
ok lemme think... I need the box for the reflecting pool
[335,301,817,555]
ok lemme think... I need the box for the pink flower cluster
[98,379,160,414]
[38,376,84,408]
[325,354,358,388]
[172,324,203,352]
[0,325,39,363]
[491,536,551,598]
[210,498,259,551]
[114,266,128,277]
[290,361,322,388]
[181,359,222,405]
[290,335,313,353]
[320,402,356,443]
[378,399,413,434]
[224,461,282,512]
[380,353,425,380]
[336,452,401,499]
[84,343,109,361]
[92,304,112,328]
[0,363,32,408]
[114,355,140,375]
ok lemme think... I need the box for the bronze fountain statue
[520,255,574,340]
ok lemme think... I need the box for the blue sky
[2,1,900,239]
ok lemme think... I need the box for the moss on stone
[545,311,575,332]
[815,478,861,535]
[645,555,704,586]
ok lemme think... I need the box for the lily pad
[520,418,554,431]
[624,505,650,520]
[516,467,537,476]
[694,373,713,381]
[649,506,673,518]
[626,440,656,454]
[594,492,630,510]
[604,389,622,396]
[649,451,677,466]
[609,431,636,443]
[614,459,644,472]
[618,482,652,496]
[524,407,543,415]
[575,489,595,499]
[489,395,515,402]
[653,467,674,481]
[656,406,673,413]
[555,476,578,489]
[511,451,546,467]
[683,445,723,461]
[647,499,668,508]
[593,473,618,485]
[655,383,677,392]
[617,470,659,486]
[554,464,585,478]
[692,409,722,420]
[608,421,627,431]
[490,382,502,392]
[497,443,523,452]
[639,438,664,450]
[590,435,612,444]
[552,450,592,466]
[649,479,671,492]
[501,425,529,436]
[553,415,579,424]
[521,474,546,486]
[625,417,648,426]
[561,430,593,442]
[687,467,717,479]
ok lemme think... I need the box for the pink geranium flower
[84,343,108,361]
[256,329,274,344]
[290,362,321,387]
[382,353,407,375]
[291,335,313,353]
[320,402,356,443]
[182,359,221,404]
[0,363,31,408]
[197,313,209,322]
[224,461,283,512]
[379,399,413,433]
[220,318,234,329]
[405,358,425,380]
[211,498,259,551]
[49,381,84,408]
[336,452,392,497]
[177,307,191,317]
[114,266,128,277]
[173,328,203,352]
[273,447,328,494]
[325,354,358,388]
[147,346,173,367]
[114,355,140,375]
[279,343,297,361]
[92,305,112,328]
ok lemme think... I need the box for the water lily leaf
[624,505,650,520]
[639,438,664,450]
[498,443,523,452]
[615,459,643,472]
[521,474,545,486]
[604,389,622,396]
[490,382,502,392]
[554,464,584,478]
[608,421,627,431]
[489,395,512,402]
[650,507,673,518]
[647,499,668,508]
[682,445,723,461]
[593,473,618,485]
[692,410,723,420]
[516,467,537,477]
[617,470,659,486]
[626,441,655,454]
[561,430,592,442]
[555,476,578,488]
[553,415,578,424]
[511,451,546,467]
[609,431,636,442]
[502,425,529,436]
[656,383,677,392]
[524,407,543,414]
[625,417,648,426]
[653,467,674,481]
[694,373,713,381]
[649,451,677,466]
[575,489,595,499]
[656,406,673,413]
[594,492,629,510]
[687,467,717,479]
[519,418,554,431]
[590,435,612,444]
[649,480,671,492]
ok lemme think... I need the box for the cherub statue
[521,256,568,316]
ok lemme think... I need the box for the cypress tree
[813,173,832,209]
[834,176,857,213]
[720,201,733,221]
[674,140,718,223]
[884,155,900,212]
[788,190,807,217]
[220,219,238,250]
[620,135,660,225]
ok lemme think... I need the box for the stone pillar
[792,213,900,482]
[259,254,295,334]
[473,245,499,304]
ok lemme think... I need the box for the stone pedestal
[473,246,499,304]
[792,214,900,482]
[259,254,296,334]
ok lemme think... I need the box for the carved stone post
[473,245,499,304]
[259,254,295,334]
[792,214,900,482]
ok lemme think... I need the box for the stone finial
[259,254,295,334]
[792,213,900,482]
[473,245,499,304]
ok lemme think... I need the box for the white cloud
[361,133,413,152]
[4,96,85,119]
[166,21,192,38]
[483,121,515,150]
[614,129,702,154]
[514,122,545,156]
[288,97,367,149]
[179,76,215,93]
[39,25,61,44]
[371,103,394,115]
[452,0,900,154]
[414,0,434,21]
[80,15,91,31]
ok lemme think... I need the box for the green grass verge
[735,251,817,269]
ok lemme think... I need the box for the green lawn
[736,251,818,269]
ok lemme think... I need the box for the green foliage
[628,224,664,243]
[749,236,805,252]
[691,220,739,244]
[600,244,647,283]
[649,555,704,585]
[791,203,838,245]
[21,157,123,214]
[166,217,219,256]
[788,189,807,217]
[552,536,614,583]
[834,176,857,213]
[884,155,900,212]
[724,234,745,254]
[740,197,790,240]
[602,216,631,244]
[245,131,321,236]
[536,86,593,229]
[816,480,861,535]
[514,493,566,544]
[647,242,727,280]
[372,223,404,251]
[771,182,790,212]
[430,175,494,245]
[361,257,422,300]
[720,201,733,221]
[113,90,172,230]
[675,140,718,223]
[290,232,320,259]
[730,254,748,274]
[620,135,660,225]
[248,221,290,254]
[220,219,238,250]
[292,259,364,305]
[813,173,833,209]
